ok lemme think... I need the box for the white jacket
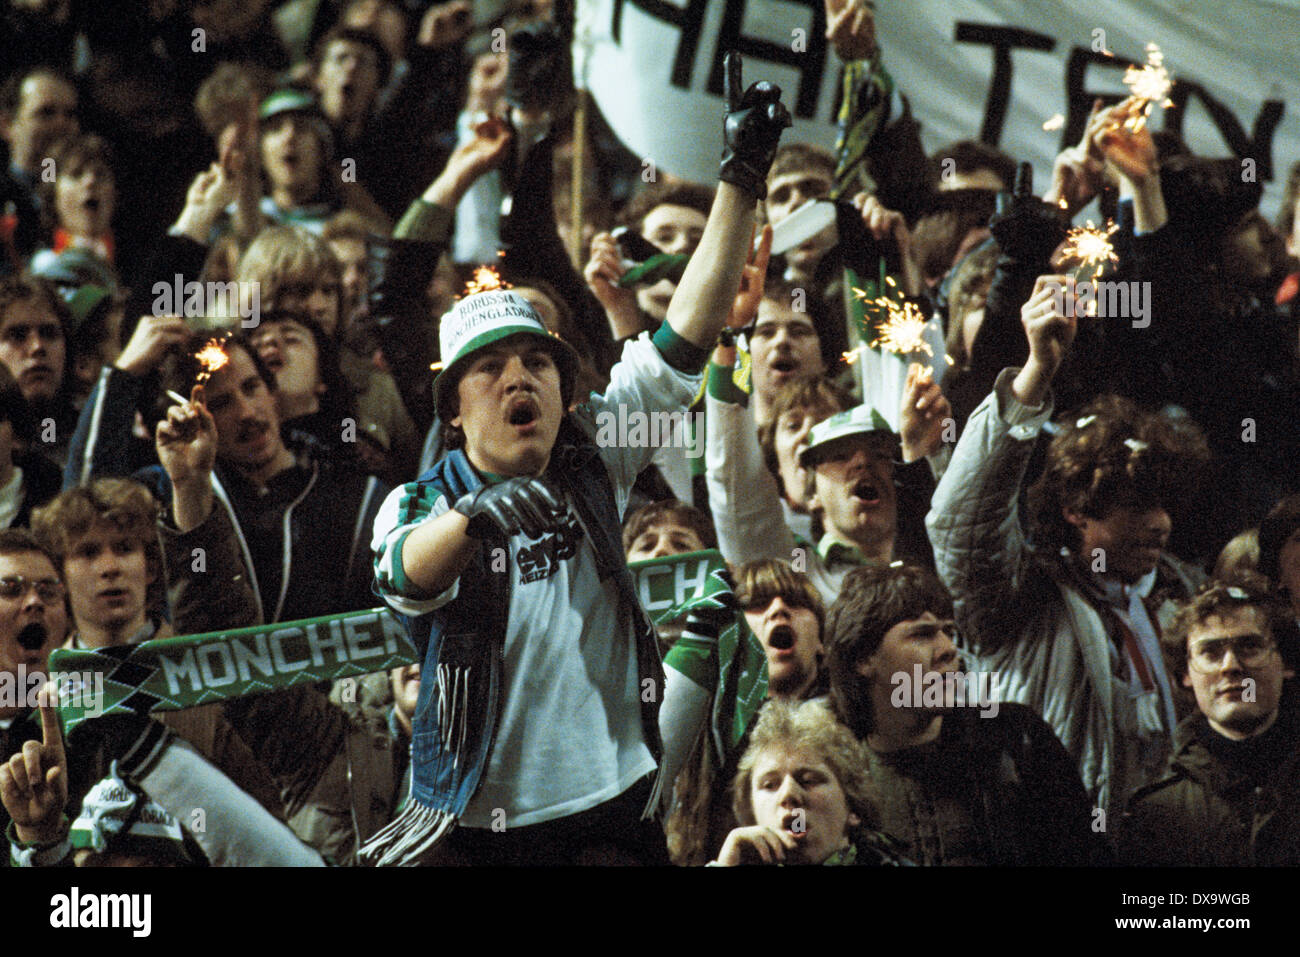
[926,370,1202,817]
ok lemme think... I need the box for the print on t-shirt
[517,510,585,584]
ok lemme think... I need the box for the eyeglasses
[0,576,65,603]
[1187,633,1277,673]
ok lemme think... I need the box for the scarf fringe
[358,801,456,866]
[437,664,472,769]
[641,767,664,821]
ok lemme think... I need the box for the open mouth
[263,355,284,373]
[83,197,101,212]
[770,357,797,374]
[99,588,128,601]
[851,479,882,506]
[780,811,806,837]
[16,621,48,652]
[508,397,539,427]
[767,624,796,651]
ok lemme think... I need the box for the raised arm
[926,276,1076,651]
[666,53,790,350]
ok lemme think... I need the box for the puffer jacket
[926,369,1202,818]
[1121,687,1300,866]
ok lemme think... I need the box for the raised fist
[718,52,792,199]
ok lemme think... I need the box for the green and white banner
[49,608,418,734]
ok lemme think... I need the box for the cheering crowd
[2,0,1300,867]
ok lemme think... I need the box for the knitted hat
[434,288,579,423]
[69,761,195,865]
[799,403,895,466]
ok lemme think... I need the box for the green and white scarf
[48,608,418,734]
[631,549,767,753]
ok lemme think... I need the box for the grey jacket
[926,370,1202,817]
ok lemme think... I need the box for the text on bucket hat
[434,287,580,423]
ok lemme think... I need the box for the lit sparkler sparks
[1120,42,1174,132]
[852,287,934,359]
[1062,220,1120,271]
[1042,113,1065,131]
[461,264,510,297]
[194,337,230,385]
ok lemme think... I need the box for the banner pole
[570,86,588,270]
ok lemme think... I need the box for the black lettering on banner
[1064,49,1130,148]
[955,22,1055,145]
[1165,80,1283,180]
[612,0,711,88]
[707,0,829,119]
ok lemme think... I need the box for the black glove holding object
[718,51,791,199]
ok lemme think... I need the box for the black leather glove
[988,162,1068,263]
[718,51,791,199]
[453,477,566,540]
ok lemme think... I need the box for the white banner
[576,0,1299,220]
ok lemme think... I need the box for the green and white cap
[799,403,895,465]
[434,288,579,422]
[69,761,194,864]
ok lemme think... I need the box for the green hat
[69,761,195,865]
[798,403,895,466]
[434,289,580,423]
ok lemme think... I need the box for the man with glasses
[1122,573,1300,865]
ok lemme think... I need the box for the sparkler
[194,337,230,386]
[1062,220,1119,272]
[461,264,510,297]
[852,282,935,359]
[1118,42,1174,132]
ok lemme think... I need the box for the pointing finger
[724,51,743,112]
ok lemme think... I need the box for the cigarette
[166,389,190,405]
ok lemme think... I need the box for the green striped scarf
[631,549,767,752]
[49,608,418,734]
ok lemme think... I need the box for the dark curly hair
[1027,394,1210,554]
